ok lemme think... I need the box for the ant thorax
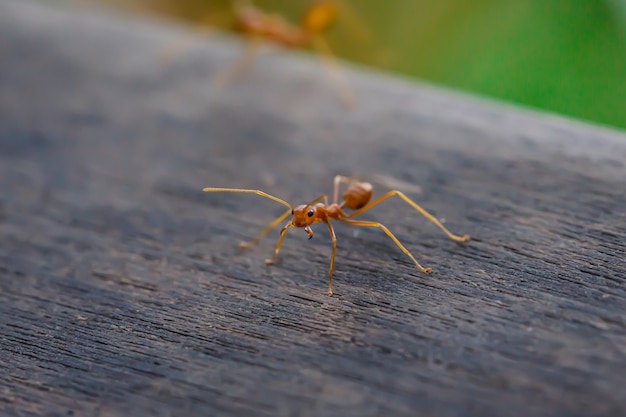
[325,203,344,219]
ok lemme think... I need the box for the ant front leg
[239,208,292,249]
[265,223,292,265]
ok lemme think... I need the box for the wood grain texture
[1,1,625,416]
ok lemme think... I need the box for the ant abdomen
[342,182,373,210]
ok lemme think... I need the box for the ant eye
[291,209,294,215]
[307,209,314,217]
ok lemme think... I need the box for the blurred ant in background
[161,0,362,107]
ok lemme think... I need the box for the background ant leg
[211,36,261,88]
[311,36,356,108]
[339,218,432,273]
[326,222,337,296]
[158,15,220,67]
[239,208,292,248]
[346,191,470,242]
[265,223,292,265]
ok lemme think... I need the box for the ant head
[290,204,319,228]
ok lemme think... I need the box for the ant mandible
[203,175,470,296]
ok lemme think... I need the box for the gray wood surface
[1,1,625,416]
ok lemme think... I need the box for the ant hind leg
[332,175,359,205]
[339,218,432,273]
[346,191,470,243]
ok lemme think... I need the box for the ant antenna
[202,187,294,249]
[202,188,292,210]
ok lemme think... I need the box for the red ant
[203,175,470,296]
[233,0,338,47]
[218,0,356,106]
[159,1,356,106]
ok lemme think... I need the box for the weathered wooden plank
[0,1,625,416]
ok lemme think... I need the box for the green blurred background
[100,0,626,130]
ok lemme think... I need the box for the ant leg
[332,175,357,204]
[306,194,329,207]
[326,222,337,296]
[311,35,357,108]
[346,191,470,243]
[265,223,292,265]
[339,218,432,273]
[239,208,292,248]
[159,34,197,67]
[211,36,262,88]
[158,16,219,67]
